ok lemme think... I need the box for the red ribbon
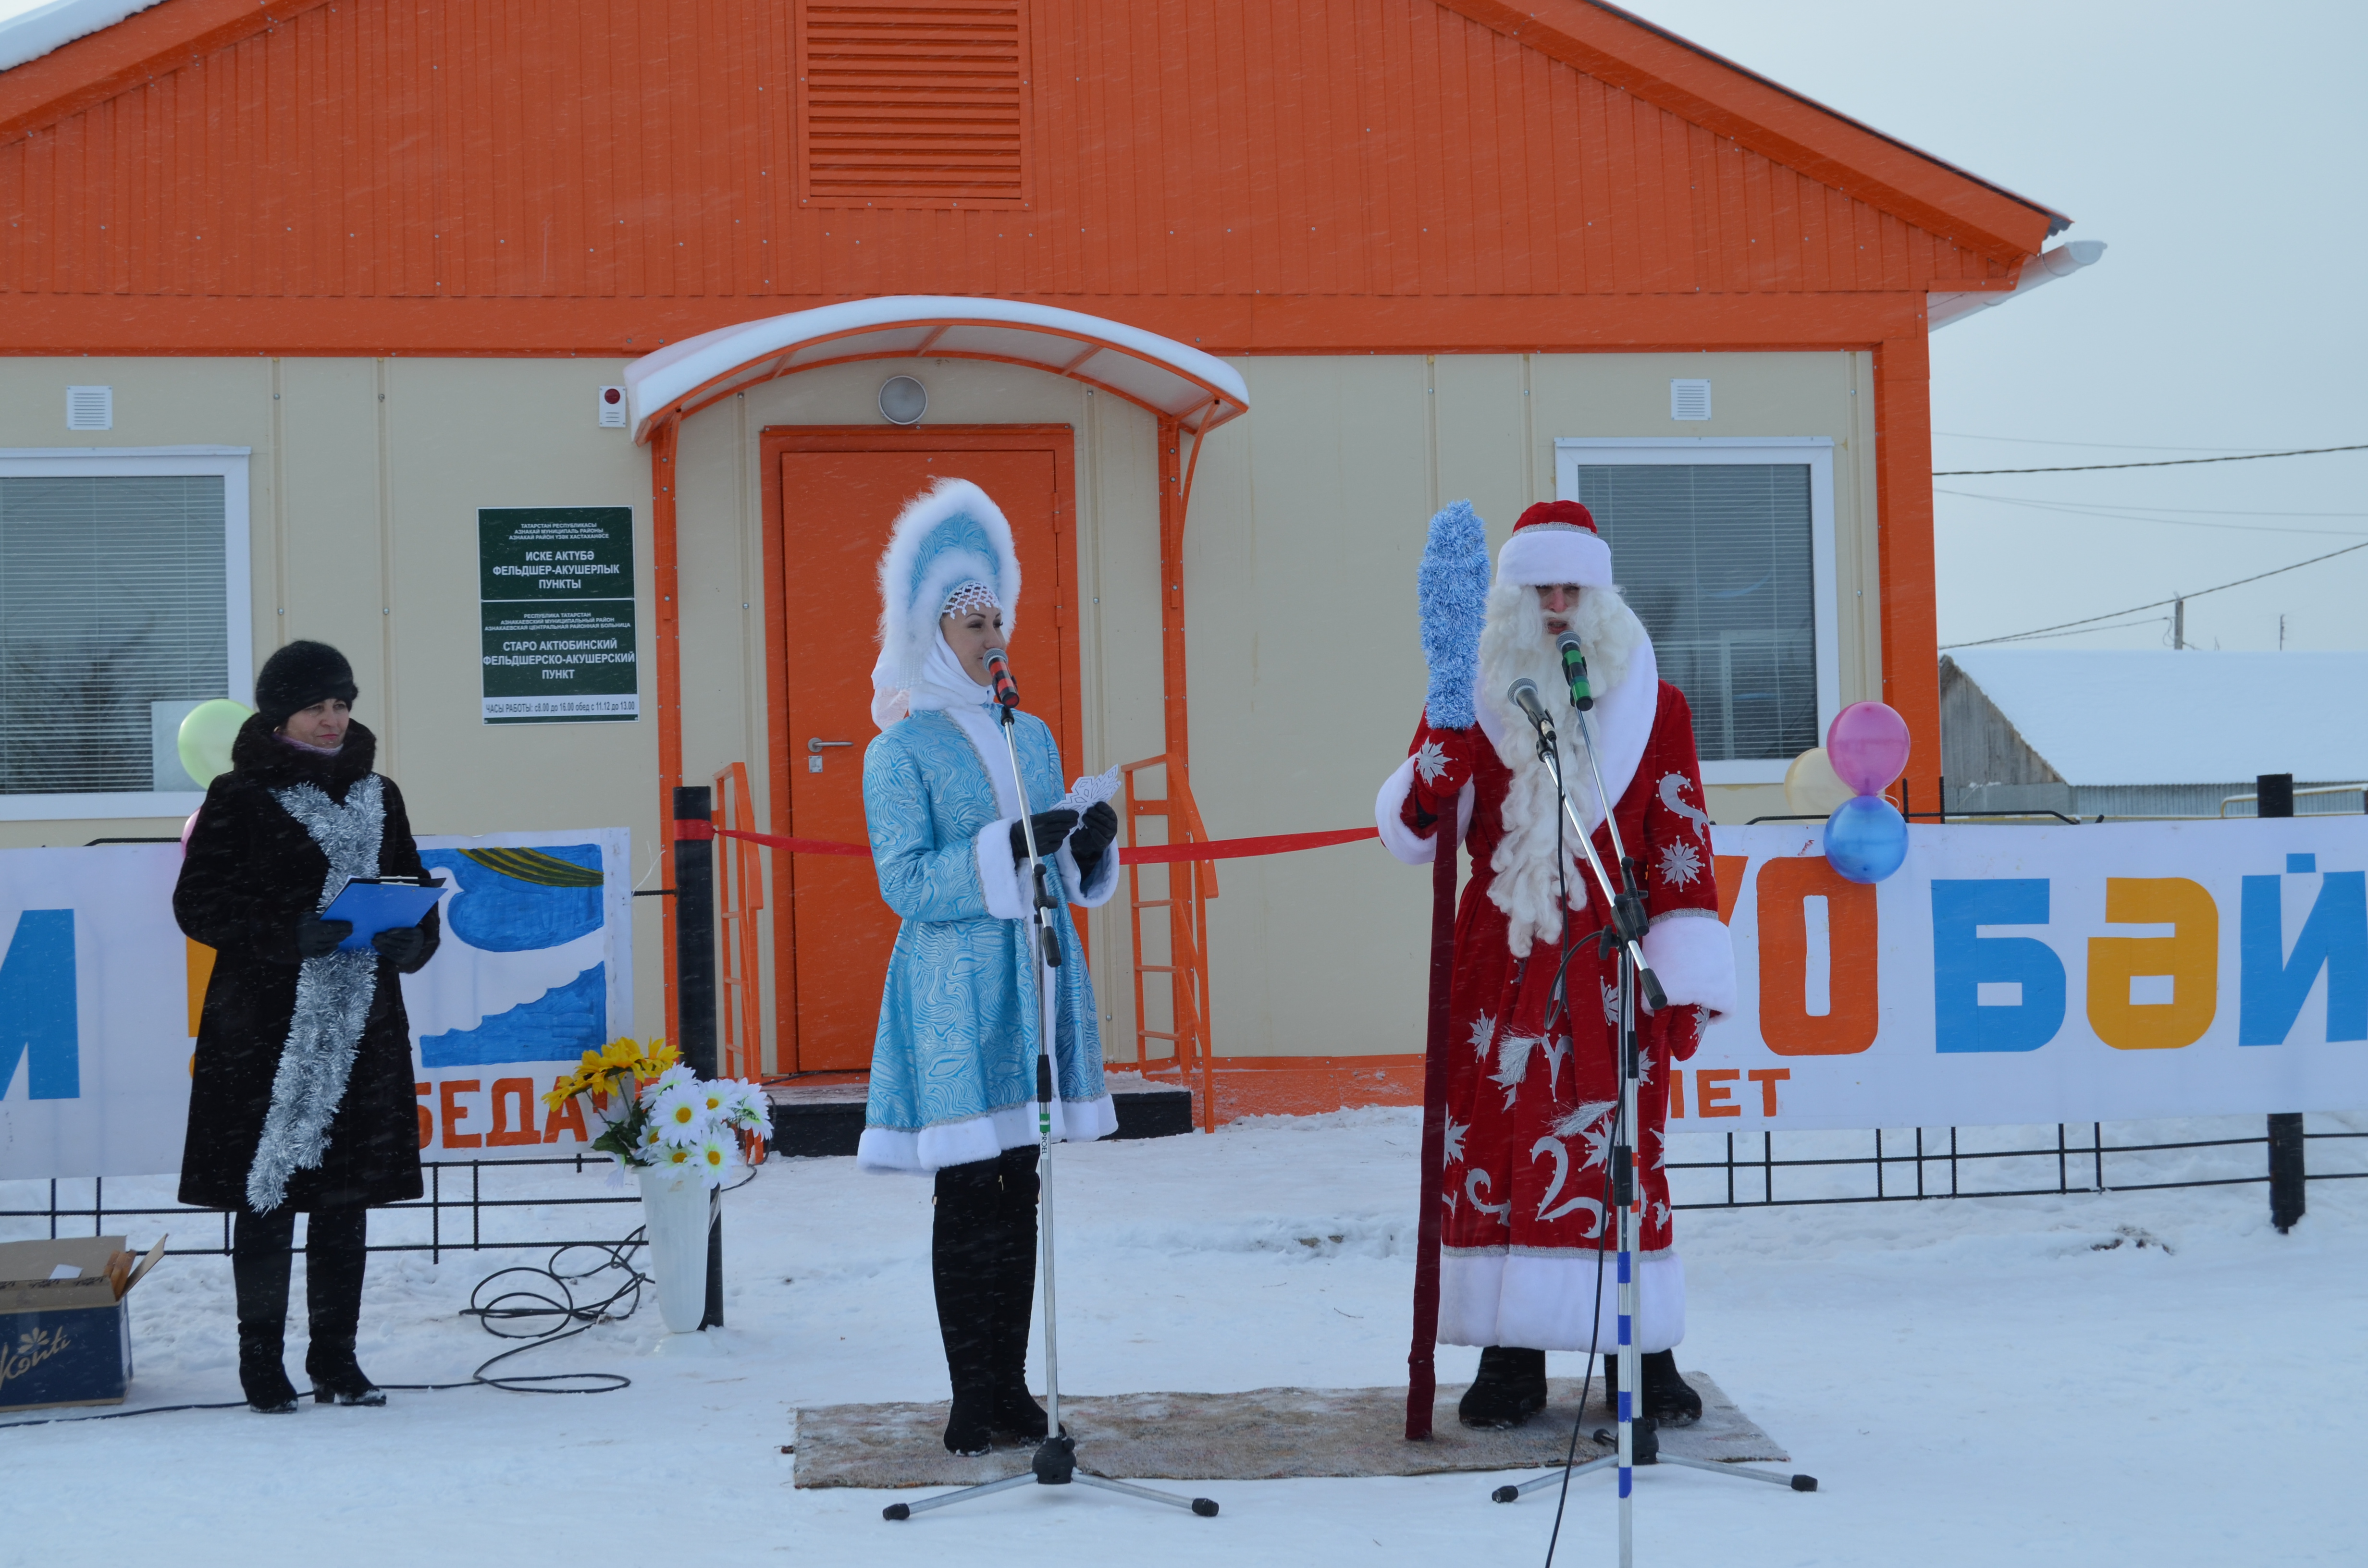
[705,822,1379,864]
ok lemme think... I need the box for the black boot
[985,1147,1049,1445]
[1458,1346,1547,1429]
[933,1158,1002,1456]
[1603,1350,1702,1427]
[303,1207,385,1406]
[231,1205,299,1413]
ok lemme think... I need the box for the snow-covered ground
[4,1109,2362,1566]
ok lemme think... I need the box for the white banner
[1686,819,2368,1130]
[0,830,633,1179]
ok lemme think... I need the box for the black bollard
[673,785,726,1324]
[2257,773,2306,1235]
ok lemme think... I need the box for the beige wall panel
[275,358,388,762]
[1182,356,1438,1060]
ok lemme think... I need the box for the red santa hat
[1496,500,1613,588]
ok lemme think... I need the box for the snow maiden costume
[1376,502,1737,1430]
[856,478,1122,1455]
[175,640,440,1413]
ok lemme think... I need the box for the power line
[1936,490,2368,519]
[1934,430,2274,453]
[1934,442,2366,477]
[1934,489,2368,538]
[1941,538,2368,649]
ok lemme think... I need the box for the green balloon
[177,699,255,787]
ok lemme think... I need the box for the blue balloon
[1824,795,1908,884]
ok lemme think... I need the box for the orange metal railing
[712,761,767,1081]
[1120,753,1219,1132]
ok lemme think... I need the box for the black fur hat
[254,639,359,730]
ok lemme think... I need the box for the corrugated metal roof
[1943,650,2368,787]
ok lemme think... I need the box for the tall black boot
[932,1157,1002,1456]
[231,1205,299,1413]
[303,1207,384,1406]
[1603,1350,1702,1428]
[1458,1346,1547,1429]
[985,1146,1049,1444]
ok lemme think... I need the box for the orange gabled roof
[0,0,2068,358]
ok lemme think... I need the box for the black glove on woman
[372,925,427,971]
[1009,808,1078,866]
[295,915,353,958]
[1067,801,1119,878]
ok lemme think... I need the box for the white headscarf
[870,607,998,730]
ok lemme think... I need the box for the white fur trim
[1498,525,1613,588]
[1439,1248,1686,1352]
[873,478,1023,693]
[974,818,1031,920]
[1642,908,1737,1016]
[1374,756,1475,867]
[856,1093,1119,1175]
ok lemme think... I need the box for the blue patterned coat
[862,709,1111,1137]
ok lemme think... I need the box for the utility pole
[2172,595,2185,649]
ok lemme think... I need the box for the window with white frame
[0,449,252,817]
[1556,438,1838,785]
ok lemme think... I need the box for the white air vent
[597,385,627,428]
[66,385,113,430]
[1669,380,1711,422]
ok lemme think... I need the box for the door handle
[807,738,854,754]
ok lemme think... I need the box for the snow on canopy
[0,0,163,74]
[1943,648,2368,786]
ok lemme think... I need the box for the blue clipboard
[321,876,446,953]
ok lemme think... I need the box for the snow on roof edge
[0,0,164,75]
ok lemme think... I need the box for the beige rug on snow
[792,1374,1788,1488]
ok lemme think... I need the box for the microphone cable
[0,1168,759,1427]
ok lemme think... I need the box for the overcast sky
[1630,0,2368,655]
[4,1,2360,655]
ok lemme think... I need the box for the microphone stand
[1496,688,1813,1564]
[885,662,1218,1524]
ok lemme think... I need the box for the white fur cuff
[1057,835,1120,909]
[974,818,1031,920]
[1374,756,1475,867]
[1642,908,1737,1016]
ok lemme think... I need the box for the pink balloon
[1825,701,1911,796]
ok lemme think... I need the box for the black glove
[295,915,353,958]
[372,924,428,971]
[1068,801,1119,877]
[1010,808,1078,866]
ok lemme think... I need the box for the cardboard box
[0,1235,166,1413]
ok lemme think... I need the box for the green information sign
[478,506,639,724]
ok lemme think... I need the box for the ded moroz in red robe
[1375,639,1735,1354]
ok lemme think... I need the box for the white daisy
[692,1132,737,1186]
[650,1083,707,1147]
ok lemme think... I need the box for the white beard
[1476,581,1650,958]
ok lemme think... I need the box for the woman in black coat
[175,641,439,1412]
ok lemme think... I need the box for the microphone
[982,647,1021,709]
[1507,677,1555,735]
[1556,633,1593,711]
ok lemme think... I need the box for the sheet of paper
[47,1263,80,1280]
[1055,763,1123,816]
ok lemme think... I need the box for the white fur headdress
[872,478,1022,691]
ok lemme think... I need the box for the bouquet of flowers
[543,1037,770,1188]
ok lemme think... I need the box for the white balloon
[1783,746,1857,817]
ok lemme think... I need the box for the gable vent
[66,385,113,431]
[799,2,1029,208]
[1670,380,1712,422]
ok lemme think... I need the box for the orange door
[772,438,1078,1073]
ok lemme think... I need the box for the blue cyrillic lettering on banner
[1932,880,2066,1053]
[2239,870,2368,1045]
[0,909,78,1099]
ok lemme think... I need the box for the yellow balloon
[1783,746,1857,817]
[177,699,255,787]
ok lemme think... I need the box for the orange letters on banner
[543,1082,590,1144]
[1757,856,1880,1056]
[1713,857,1749,925]
[2087,877,2219,1050]
[1747,1067,1791,1116]
[440,1080,483,1149]
[413,1081,432,1150]
[486,1078,541,1147]
[1698,1069,1742,1117]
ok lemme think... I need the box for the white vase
[636,1168,711,1333]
